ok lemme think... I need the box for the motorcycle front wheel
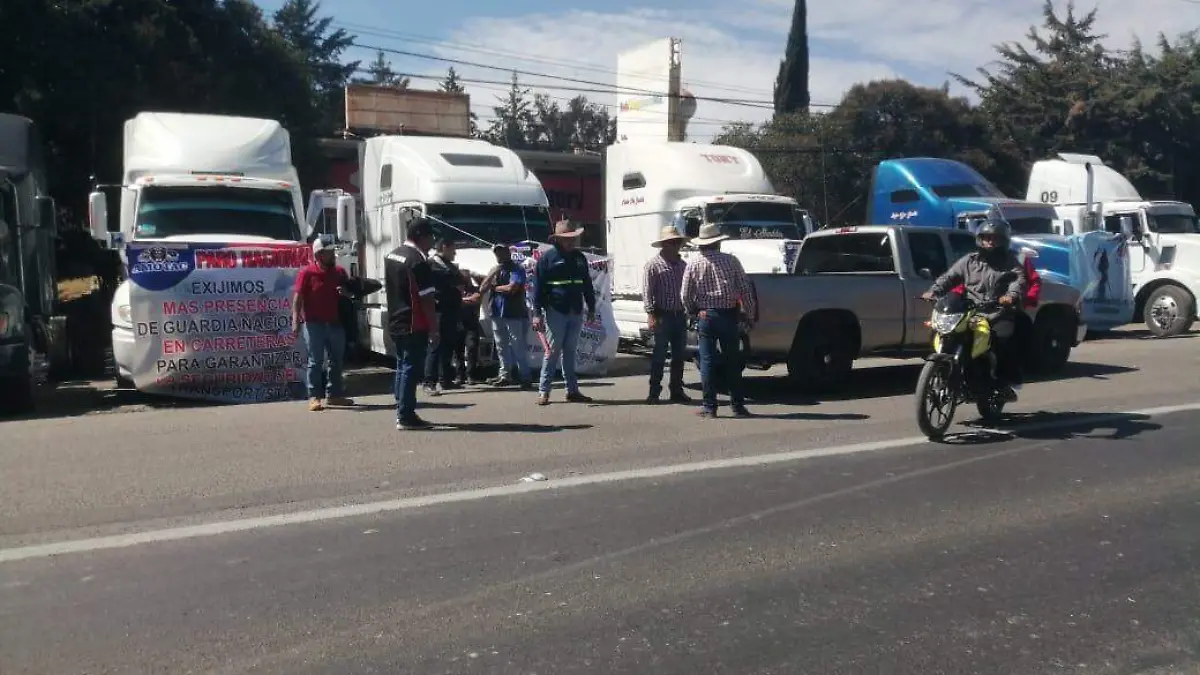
[915,359,957,440]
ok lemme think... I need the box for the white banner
[125,242,309,403]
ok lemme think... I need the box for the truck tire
[787,320,853,393]
[45,315,73,382]
[0,336,36,416]
[1027,312,1075,375]
[1143,284,1195,338]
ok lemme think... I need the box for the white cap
[312,237,331,255]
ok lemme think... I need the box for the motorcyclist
[921,211,1028,399]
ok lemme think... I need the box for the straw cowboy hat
[650,225,689,248]
[549,219,584,239]
[692,223,729,246]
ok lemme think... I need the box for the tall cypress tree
[773,0,810,115]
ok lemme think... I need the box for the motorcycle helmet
[975,209,1012,261]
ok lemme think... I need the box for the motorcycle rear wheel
[915,359,957,440]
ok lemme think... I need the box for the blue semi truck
[865,157,1134,331]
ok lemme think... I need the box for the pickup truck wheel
[1027,314,1074,375]
[787,326,853,393]
[1143,284,1195,338]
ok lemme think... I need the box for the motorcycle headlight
[931,312,965,335]
[116,304,132,325]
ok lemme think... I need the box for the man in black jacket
[385,217,439,430]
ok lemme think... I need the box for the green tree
[272,0,358,134]
[485,72,534,148]
[355,50,409,88]
[526,94,616,151]
[774,0,810,114]
[439,67,465,93]
[953,0,1121,172]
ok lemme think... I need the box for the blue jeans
[696,309,744,411]
[303,321,345,399]
[539,309,583,395]
[393,332,428,421]
[491,316,532,383]
[649,311,688,395]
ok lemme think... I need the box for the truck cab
[1027,153,1200,336]
[86,113,309,388]
[356,135,551,360]
[604,141,813,344]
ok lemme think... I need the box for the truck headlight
[116,304,132,325]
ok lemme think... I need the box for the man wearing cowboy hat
[531,219,596,405]
[642,224,693,404]
[680,223,756,418]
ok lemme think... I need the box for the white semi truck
[604,141,815,346]
[344,134,552,361]
[87,112,353,388]
[1027,153,1200,336]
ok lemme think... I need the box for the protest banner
[125,242,310,403]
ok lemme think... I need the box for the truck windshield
[1149,212,1200,234]
[134,186,300,240]
[424,203,552,247]
[1006,216,1055,235]
[703,201,802,240]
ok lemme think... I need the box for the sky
[253,0,1200,141]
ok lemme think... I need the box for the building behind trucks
[865,157,1132,348]
[1026,153,1199,337]
[87,112,323,389]
[605,141,815,347]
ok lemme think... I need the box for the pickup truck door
[903,230,953,346]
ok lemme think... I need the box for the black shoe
[697,408,716,419]
[646,392,662,404]
[668,390,692,404]
[730,405,752,418]
[396,416,432,430]
[566,391,593,403]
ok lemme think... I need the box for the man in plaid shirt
[642,224,693,404]
[680,223,756,418]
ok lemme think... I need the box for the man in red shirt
[292,237,354,411]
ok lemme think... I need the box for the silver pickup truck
[700,225,1087,392]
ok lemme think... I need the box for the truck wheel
[0,336,36,415]
[787,323,853,393]
[0,372,36,415]
[1027,314,1074,375]
[1143,285,1196,338]
[45,315,73,382]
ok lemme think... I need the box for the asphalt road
[2,328,1200,673]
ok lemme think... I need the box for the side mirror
[917,268,933,280]
[336,195,357,242]
[1119,215,1141,241]
[35,196,56,233]
[88,191,109,243]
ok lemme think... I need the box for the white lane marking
[2,401,1198,564]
